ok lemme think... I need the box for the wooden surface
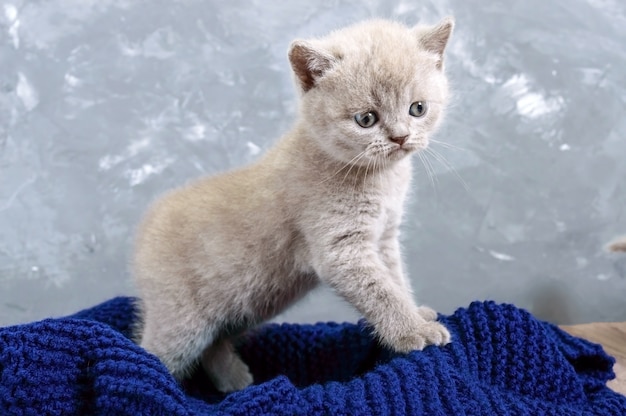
[561,322,626,396]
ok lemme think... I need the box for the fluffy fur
[133,18,455,392]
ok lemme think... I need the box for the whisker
[381,151,390,189]
[318,149,367,186]
[363,152,373,192]
[429,139,468,152]
[340,150,369,188]
[376,152,384,190]
[417,151,437,193]
[422,151,440,188]
[331,152,367,183]
[425,147,470,192]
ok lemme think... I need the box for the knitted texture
[1,298,625,415]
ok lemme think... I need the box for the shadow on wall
[530,282,574,324]
[531,237,626,324]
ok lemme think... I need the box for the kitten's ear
[288,41,337,93]
[417,17,454,70]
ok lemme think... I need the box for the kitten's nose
[389,135,408,146]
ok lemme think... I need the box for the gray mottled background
[1,0,625,326]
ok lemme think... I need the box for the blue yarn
[1,297,625,415]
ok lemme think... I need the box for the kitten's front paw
[386,320,451,353]
[416,305,438,321]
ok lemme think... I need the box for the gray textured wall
[1,0,625,326]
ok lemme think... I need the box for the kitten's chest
[378,183,407,229]
[361,167,411,229]
[373,163,411,208]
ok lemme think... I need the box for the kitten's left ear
[288,41,337,93]
[418,17,455,70]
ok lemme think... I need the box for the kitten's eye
[354,111,378,128]
[409,101,428,117]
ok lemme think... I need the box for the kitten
[607,236,626,252]
[133,17,454,392]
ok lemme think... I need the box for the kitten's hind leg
[202,338,253,393]
[140,307,215,381]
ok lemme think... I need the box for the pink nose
[389,135,408,146]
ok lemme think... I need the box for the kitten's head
[289,18,453,167]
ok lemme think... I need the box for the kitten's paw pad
[416,305,438,321]
[212,360,253,393]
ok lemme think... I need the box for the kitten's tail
[606,236,626,253]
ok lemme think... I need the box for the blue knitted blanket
[1,298,625,415]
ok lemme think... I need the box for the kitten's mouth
[388,145,415,158]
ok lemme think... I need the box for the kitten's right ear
[418,17,455,70]
[288,41,337,93]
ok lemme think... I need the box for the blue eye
[409,101,428,117]
[354,111,378,128]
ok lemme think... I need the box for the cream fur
[133,17,455,392]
